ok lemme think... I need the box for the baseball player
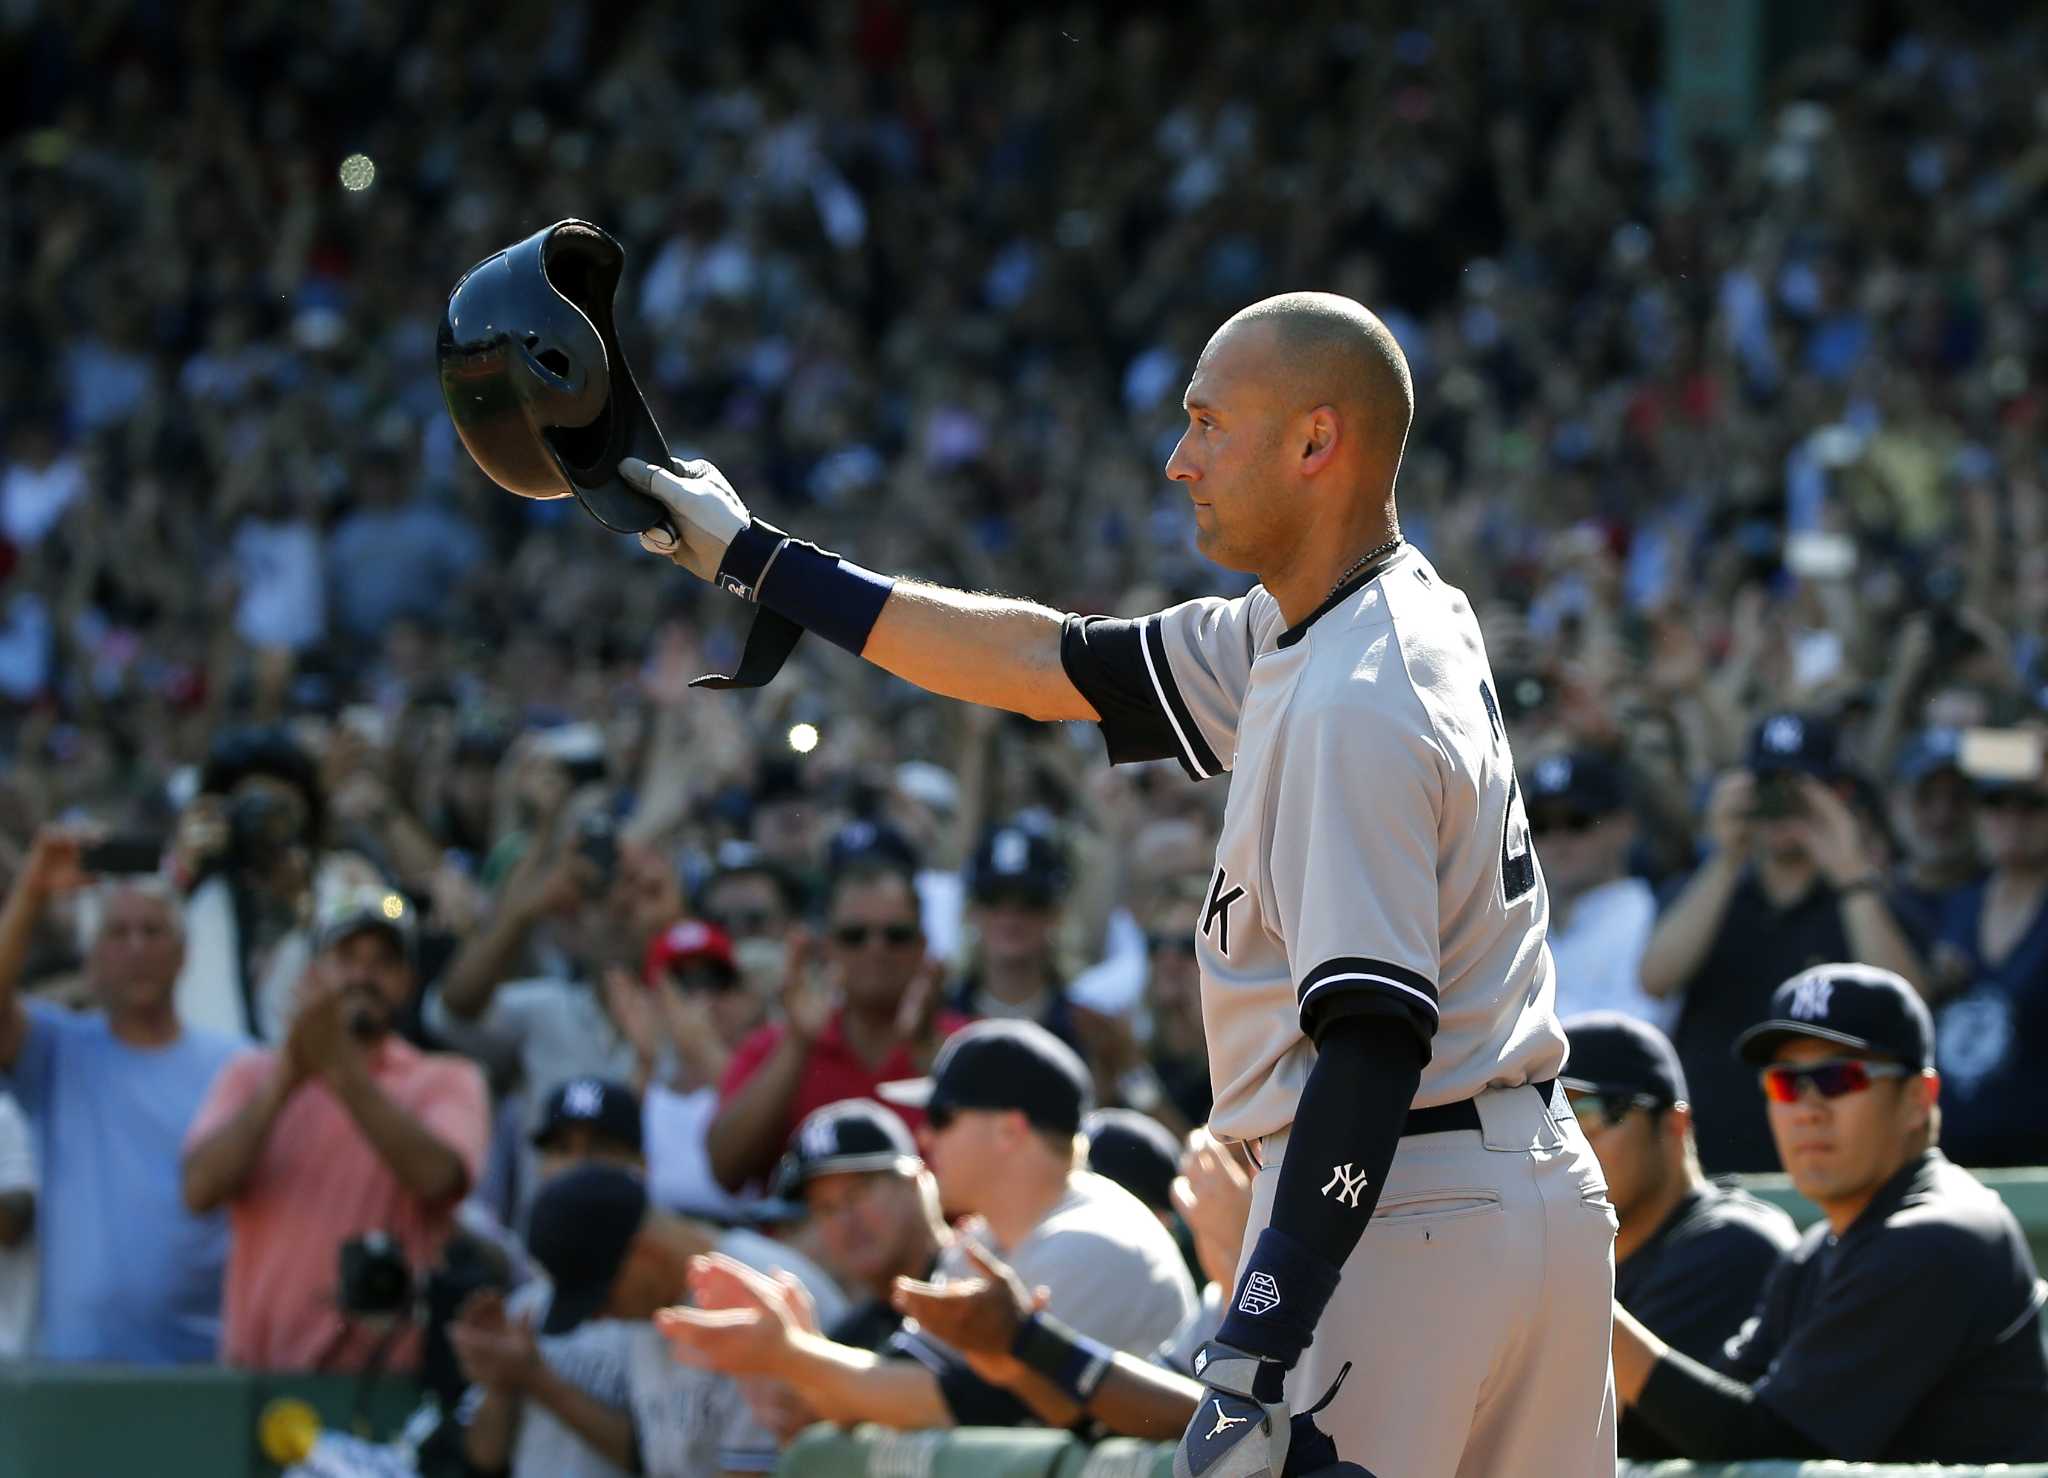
[621,292,1614,1476]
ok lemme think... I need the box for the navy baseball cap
[1894,727,1965,787]
[527,1164,648,1334]
[1084,1108,1182,1213]
[770,1099,921,1201]
[878,1019,1092,1135]
[1560,1012,1688,1105]
[1747,711,1839,777]
[968,824,1068,906]
[1735,963,1935,1070]
[827,819,922,876]
[532,1077,643,1153]
[1526,751,1628,815]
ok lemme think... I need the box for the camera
[1750,772,1807,820]
[338,1232,414,1320]
[226,789,307,872]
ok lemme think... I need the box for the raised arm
[0,830,101,1071]
[621,458,1098,722]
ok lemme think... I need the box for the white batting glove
[619,456,752,583]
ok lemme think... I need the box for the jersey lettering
[1478,680,1536,904]
[1202,868,1246,957]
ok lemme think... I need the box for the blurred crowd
[3,0,2048,1470]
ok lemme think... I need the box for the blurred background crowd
[2,0,2047,1471]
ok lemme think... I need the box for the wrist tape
[715,519,896,657]
[1010,1311,1114,1404]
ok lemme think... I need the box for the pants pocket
[1370,1187,1505,1224]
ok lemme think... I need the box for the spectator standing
[182,889,489,1372]
[1642,713,1929,1171]
[1886,729,1982,947]
[1530,752,1669,1028]
[1930,750,2048,1165]
[1613,965,2048,1463]
[0,828,240,1362]
[0,1089,33,1358]
[1560,1012,1797,1461]
[708,860,966,1192]
[950,826,1092,1052]
[637,922,766,1218]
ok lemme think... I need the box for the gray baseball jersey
[1062,547,1566,1142]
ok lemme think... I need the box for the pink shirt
[186,1038,489,1372]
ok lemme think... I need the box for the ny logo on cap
[1789,975,1835,1021]
[1762,715,1805,754]
[563,1079,605,1118]
[1534,755,1573,793]
[991,828,1030,875]
[800,1113,843,1160]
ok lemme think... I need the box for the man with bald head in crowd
[623,290,1610,1474]
[0,828,242,1361]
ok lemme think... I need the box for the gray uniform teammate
[619,292,1615,1477]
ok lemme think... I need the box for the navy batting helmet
[438,220,671,535]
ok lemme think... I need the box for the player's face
[1566,1091,1668,1220]
[1763,1037,1931,1210]
[1166,324,1300,574]
[916,1106,1005,1217]
[806,1170,923,1288]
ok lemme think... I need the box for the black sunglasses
[1530,810,1599,835]
[706,908,781,935]
[1565,1088,1663,1129]
[1146,933,1199,956]
[832,922,921,948]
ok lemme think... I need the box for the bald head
[1216,292,1414,470]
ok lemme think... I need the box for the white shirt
[0,1091,36,1359]
[643,1084,749,1220]
[1545,876,1675,1031]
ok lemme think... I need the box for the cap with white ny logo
[1735,963,1934,1069]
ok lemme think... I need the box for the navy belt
[1403,1077,1558,1137]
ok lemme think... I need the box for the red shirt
[718,1009,973,1148]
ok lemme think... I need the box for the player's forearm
[1638,852,1743,998]
[776,1335,955,1430]
[1215,1016,1422,1365]
[863,581,1099,723]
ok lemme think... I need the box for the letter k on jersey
[1203,868,1245,956]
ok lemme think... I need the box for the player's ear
[1299,406,1339,475]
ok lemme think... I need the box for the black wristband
[714,519,790,603]
[1010,1311,1114,1404]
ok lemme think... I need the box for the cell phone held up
[79,835,167,875]
[574,811,619,893]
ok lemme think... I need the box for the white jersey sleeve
[1060,590,1283,780]
[1264,680,1446,1047]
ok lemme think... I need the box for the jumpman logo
[1322,1163,1370,1208]
[1207,1401,1251,1440]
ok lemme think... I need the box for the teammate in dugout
[622,293,1614,1477]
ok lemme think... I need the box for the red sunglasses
[1760,1058,1910,1104]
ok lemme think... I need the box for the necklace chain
[1325,533,1405,603]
